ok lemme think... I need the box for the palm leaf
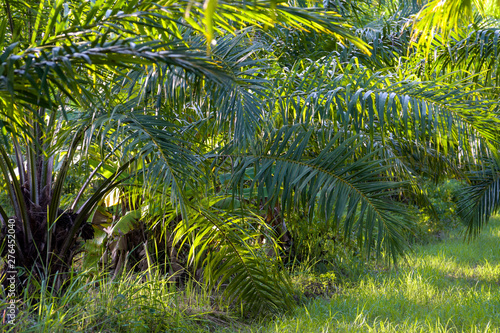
[174,204,295,313]
[219,126,415,262]
[456,157,500,239]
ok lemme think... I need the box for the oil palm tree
[409,2,500,237]
[266,0,500,242]
[0,0,374,312]
[2,0,498,315]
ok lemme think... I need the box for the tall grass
[2,268,239,332]
[5,218,500,332]
[250,217,500,333]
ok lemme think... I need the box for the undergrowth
[1,269,242,332]
[2,182,495,333]
[249,216,500,332]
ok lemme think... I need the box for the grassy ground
[245,216,500,333]
[6,218,500,332]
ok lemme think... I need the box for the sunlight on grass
[6,269,238,333]
[8,220,500,332]
[252,217,500,333]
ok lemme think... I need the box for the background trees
[0,0,499,317]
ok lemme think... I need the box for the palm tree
[0,0,231,291]
[176,0,500,310]
[2,0,498,315]
[0,0,374,312]
[409,2,500,236]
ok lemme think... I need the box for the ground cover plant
[1,0,500,331]
[249,216,500,333]
[6,209,500,332]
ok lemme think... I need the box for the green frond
[174,205,295,313]
[178,0,370,54]
[411,0,474,51]
[270,58,499,165]
[456,157,500,239]
[430,24,500,86]
[220,126,415,263]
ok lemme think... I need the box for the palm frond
[123,30,268,146]
[430,23,500,86]
[411,0,475,50]
[178,0,370,54]
[269,58,499,164]
[174,205,295,313]
[219,126,415,262]
[456,157,500,239]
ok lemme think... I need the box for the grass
[4,217,500,332]
[3,269,239,332]
[247,216,500,333]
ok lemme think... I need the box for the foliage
[0,0,369,313]
[7,216,500,332]
[253,216,500,333]
[293,270,338,298]
[0,267,239,332]
[456,156,500,239]
[414,179,463,242]
[1,0,500,320]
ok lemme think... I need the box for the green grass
[5,269,240,332]
[247,217,500,333]
[7,218,500,332]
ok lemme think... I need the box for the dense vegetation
[256,216,500,332]
[0,0,499,331]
